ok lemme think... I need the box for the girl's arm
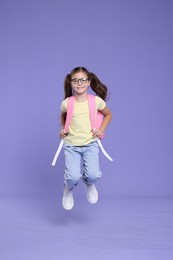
[61,112,66,127]
[59,112,68,138]
[92,106,112,138]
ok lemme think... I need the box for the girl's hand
[59,129,68,139]
[92,128,103,138]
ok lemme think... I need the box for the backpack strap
[87,94,96,130]
[52,96,75,166]
[87,95,113,160]
[51,139,64,166]
[88,94,104,139]
[96,138,113,161]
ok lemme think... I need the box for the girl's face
[71,71,90,96]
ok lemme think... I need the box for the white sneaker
[62,189,74,210]
[85,184,98,204]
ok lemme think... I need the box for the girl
[60,66,112,210]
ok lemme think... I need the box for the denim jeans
[63,141,102,190]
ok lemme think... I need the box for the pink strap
[88,94,96,130]
[88,94,104,139]
[64,96,75,132]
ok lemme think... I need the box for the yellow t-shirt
[61,96,106,146]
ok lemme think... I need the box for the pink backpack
[52,94,113,166]
[64,94,104,139]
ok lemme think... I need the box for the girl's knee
[84,170,102,184]
[65,169,81,184]
[66,175,81,183]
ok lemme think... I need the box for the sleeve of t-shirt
[96,96,106,111]
[60,98,68,112]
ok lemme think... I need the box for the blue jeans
[63,141,102,190]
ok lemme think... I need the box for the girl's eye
[81,78,87,83]
[72,79,78,84]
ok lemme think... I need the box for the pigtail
[64,74,72,99]
[61,74,72,127]
[90,72,108,101]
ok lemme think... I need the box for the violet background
[0,0,173,259]
[1,0,173,198]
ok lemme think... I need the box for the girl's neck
[74,93,88,102]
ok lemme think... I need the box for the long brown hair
[63,67,108,100]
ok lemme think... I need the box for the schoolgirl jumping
[57,66,112,210]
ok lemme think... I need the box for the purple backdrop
[0,0,173,198]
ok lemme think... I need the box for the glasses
[71,77,88,85]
